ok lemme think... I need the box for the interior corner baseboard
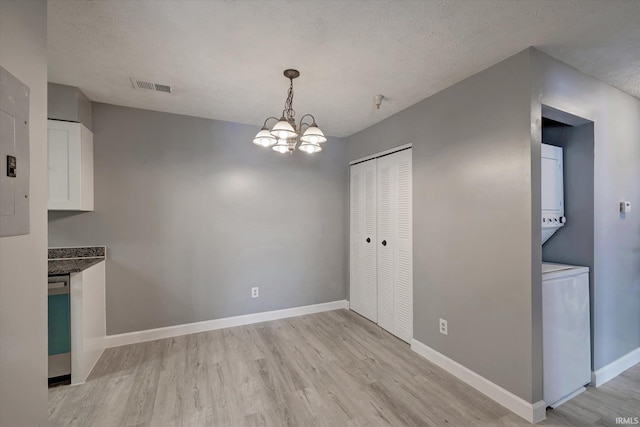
[591,346,640,387]
[104,300,349,349]
[411,339,546,424]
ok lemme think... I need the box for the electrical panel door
[0,66,30,237]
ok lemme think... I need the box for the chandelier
[252,69,326,154]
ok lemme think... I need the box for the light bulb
[272,139,289,153]
[278,131,288,139]
[310,136,318,144]
[300,142,321,154]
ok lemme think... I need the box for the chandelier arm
[298,113,317,129]
[262,116,280,128]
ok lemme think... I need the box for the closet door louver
[393,149,413,342]
[376,149,412,342]
[376,155,394,334]
[349,159,377,322]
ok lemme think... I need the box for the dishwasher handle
[48,275,70,294]
[48,281,67,290]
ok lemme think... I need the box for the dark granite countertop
[48,258,104,275]
[48,246,106,276]
[49,246,105,259]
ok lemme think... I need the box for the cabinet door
[48,120,82,210]
[350,159,377,322]
[48,120,94,211]
[377,149,412,343]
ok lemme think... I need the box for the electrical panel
[0,66,30,237]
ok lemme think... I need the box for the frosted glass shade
[300,126,327,144]
[252,128,277,147]
[299,142,322,154]
[272,139,290,154]
[270,119,297,140]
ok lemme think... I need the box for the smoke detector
[130,78,172,93]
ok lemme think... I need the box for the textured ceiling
[48,0,640,137]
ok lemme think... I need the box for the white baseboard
[105,300,349,349]
[411,339,546,424]
[591,346,640,387]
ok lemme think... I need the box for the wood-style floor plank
[49,309,640,426]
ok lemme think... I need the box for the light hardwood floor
[49,309,639,426]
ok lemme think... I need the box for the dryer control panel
[542,213,566,227]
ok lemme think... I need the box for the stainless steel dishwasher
[48,274,71,384]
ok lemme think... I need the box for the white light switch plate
[620,201,631,213]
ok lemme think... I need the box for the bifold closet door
[376,149,412,343]
[349,159,377,322]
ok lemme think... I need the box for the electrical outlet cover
[439,318,448,335]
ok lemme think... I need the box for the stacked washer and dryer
[541,143,591,408]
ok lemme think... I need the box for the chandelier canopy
[252,69,326,154]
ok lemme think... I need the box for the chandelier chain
[283,78,296,121]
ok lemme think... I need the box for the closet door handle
[382,240,387,246]
[366,237,371,243]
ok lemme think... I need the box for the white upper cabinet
[48,120,94,211]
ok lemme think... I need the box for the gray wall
[49,103,348,335]
[347,51,539,402]
[532,50,640,371]
[0,0,49,425]
[48,82,92,130]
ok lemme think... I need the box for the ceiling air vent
[153,83,171,93]
[130,78,172,93]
